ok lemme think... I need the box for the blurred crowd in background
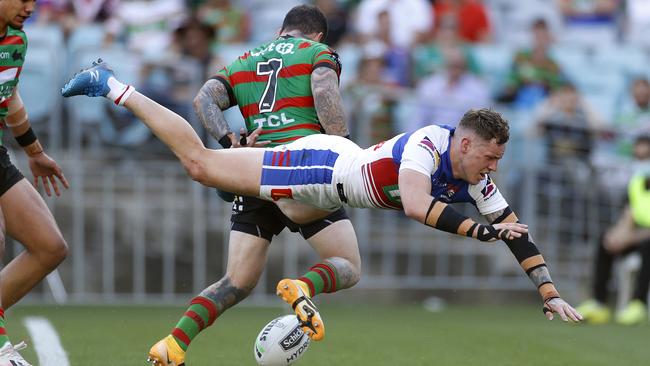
[21,0,650,168]
[17,0,650,182]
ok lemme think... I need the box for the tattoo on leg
[200,277,250,314]
[325,257,359,290]
[529,266,553,288]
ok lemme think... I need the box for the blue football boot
[61,59,114,98]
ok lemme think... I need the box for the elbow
[402,202,424,222]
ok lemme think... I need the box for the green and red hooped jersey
[213,36,341,147]
[0,26,26,119]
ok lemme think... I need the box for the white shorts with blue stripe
[259,134,362,211]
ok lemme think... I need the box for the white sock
[106,77,135,106]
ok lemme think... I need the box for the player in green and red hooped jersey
[146,4,358,366]
[0,0,69,364]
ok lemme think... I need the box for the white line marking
[23,317,70,366]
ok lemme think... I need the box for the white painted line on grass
[23,317,70,366]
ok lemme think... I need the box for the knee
[181,150,210,185]
[36,236,68,267]
[182,159,205,184]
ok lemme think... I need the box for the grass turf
[6,304,650,366]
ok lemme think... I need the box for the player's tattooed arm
[193,79,233,142]
[311,67,350,137]
[200,276,250,313]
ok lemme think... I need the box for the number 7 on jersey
[257,58,283,113]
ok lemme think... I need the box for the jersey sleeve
[311,44,342,80]
[468,175,509,215]
[211,66,237,106]
[398,133,441,178]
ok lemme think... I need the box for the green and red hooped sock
[298,262,340,297]
[171,296,219,351]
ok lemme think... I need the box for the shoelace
[13,342,26,352]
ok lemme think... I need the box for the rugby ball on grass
[253,314,311,365]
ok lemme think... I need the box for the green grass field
[7,304,650,366]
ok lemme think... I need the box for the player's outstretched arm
[311,67,349,137]
[399,169,527,241]
[5,90,69,196]
[485,207,583,322]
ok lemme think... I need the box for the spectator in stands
[35,0,119,37]
[343,40,404,142]
[315,0,349,47]
[355,0,433,48]
[577,134,650,325]
[531,82,605,165]
[558,0,621,47]
[412,12,480,81]
[432,0,491,44]
[104,0,186,56]
[497,18,564,110]
[614,77,650,158]
[103,17,215,148]
[415,46,490,128]
[196,0,249,44]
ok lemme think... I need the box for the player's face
[460,136,505,184]
[2,0,35,29]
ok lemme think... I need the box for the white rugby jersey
[334,125,509,215]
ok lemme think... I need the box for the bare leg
[0,180,67,308]
[122,92,264,196]
[158,231,270,354]
[306,219,361,291]
[202,231,271,308]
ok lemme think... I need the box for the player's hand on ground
[542,297,583,322]
[227,127,271,148]
[28,152,70,197]
[487,222,528,241]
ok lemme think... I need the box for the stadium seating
[20,43,63,151]
[570,64,625,122]
[471,43,513,95]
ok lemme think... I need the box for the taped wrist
[520,254,560,301]
[539,282,560,302]
[15,127,37,146]
[424,199,474,236]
